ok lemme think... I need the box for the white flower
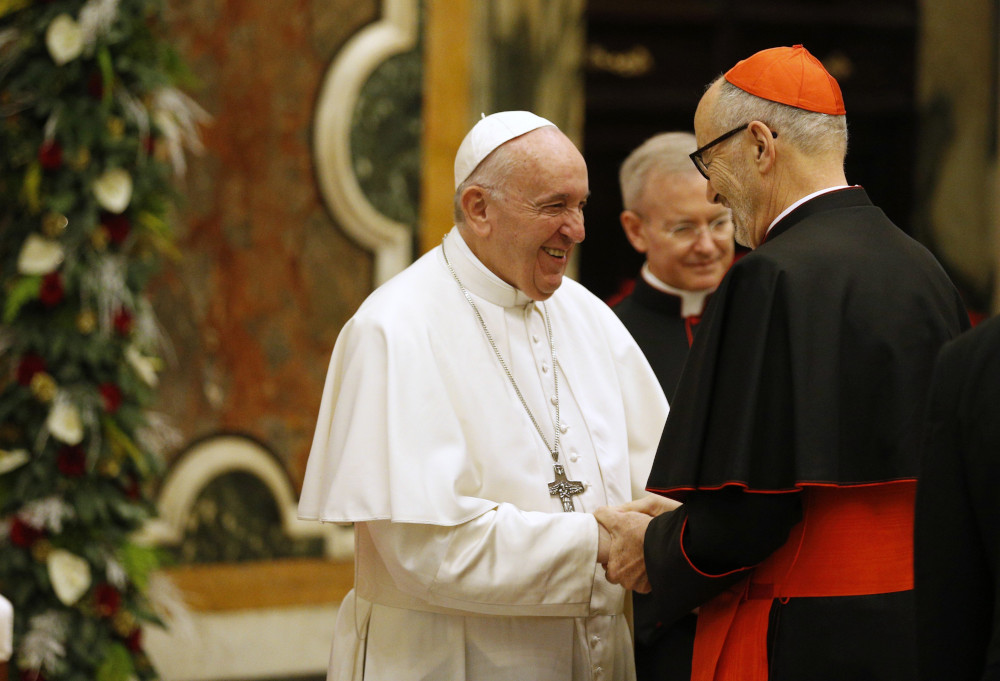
[79,0,121,51]
[48,550,92,606]
[118,89,150,158]
[21,497,74,534]
[92,168,133,213]
[105,555,127,590]
[45,14,84,66]
[0,448,29,475]
[152,87,211,176]
[17,234,65,275]
[80,254,130,335]
[126,345,159,386]
[18,611,69,673]
[46,394,84,445]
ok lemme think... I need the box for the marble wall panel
[152,0,381,492]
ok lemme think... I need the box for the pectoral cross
[548,463,585,512]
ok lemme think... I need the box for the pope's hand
[594,506,653,593]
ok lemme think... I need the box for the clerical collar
[764,185,853,238]
[442,227,534,308]
[641,264,713,317]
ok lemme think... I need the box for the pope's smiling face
[479,127,589,301]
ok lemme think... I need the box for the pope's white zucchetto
[453,111,556,189]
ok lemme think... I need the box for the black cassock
[615,277,707,681]
[614,276,703,403]
[643,188,969,679]
[916,314,1000,681]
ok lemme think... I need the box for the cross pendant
[548,463,585,512]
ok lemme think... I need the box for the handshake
[594,494,681,593]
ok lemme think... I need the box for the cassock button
[532,334,540,343]
[542,363,549,374]
[560,424,568,433]
[550,395,558,405]
[590,635,600,647]
[570,452,579,462]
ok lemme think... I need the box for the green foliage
[0,1,202,679]
[96,643,135,681]
[3,276,42,322]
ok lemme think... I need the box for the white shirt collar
[764,185,854,238]
[442,227,535,309]
[641,264,714,317]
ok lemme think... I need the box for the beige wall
[918,0,999,313]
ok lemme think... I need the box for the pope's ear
[620,210,649,253]
[461,186,491,236]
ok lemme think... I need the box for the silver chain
[442,237,561,462]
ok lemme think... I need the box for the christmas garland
[0,2,205,680]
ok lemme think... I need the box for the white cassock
[299,227,668,681]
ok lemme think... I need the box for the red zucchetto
[725,44,846,115]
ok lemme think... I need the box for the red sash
[690,482,915,681]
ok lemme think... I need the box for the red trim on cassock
[679,516,753,580]
[689,482,915,681]
[647,477,918,500]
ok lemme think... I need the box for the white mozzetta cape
[299,228,668,681]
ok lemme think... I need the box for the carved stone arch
[137,433,351,559]
[140,434,353,680]
[313,0,419,286]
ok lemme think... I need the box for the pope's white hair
[453,126,556,224]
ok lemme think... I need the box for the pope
[299,111,668,681]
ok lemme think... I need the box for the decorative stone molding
[138,434,353,680]
[313,0,419,286]
[137,434,352,559]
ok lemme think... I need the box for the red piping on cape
[647,477,918,497]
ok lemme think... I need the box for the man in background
[916,313,1000,681]
[612,131,734,681]
[614,131,735,401]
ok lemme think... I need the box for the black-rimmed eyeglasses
[689,124,778,179]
